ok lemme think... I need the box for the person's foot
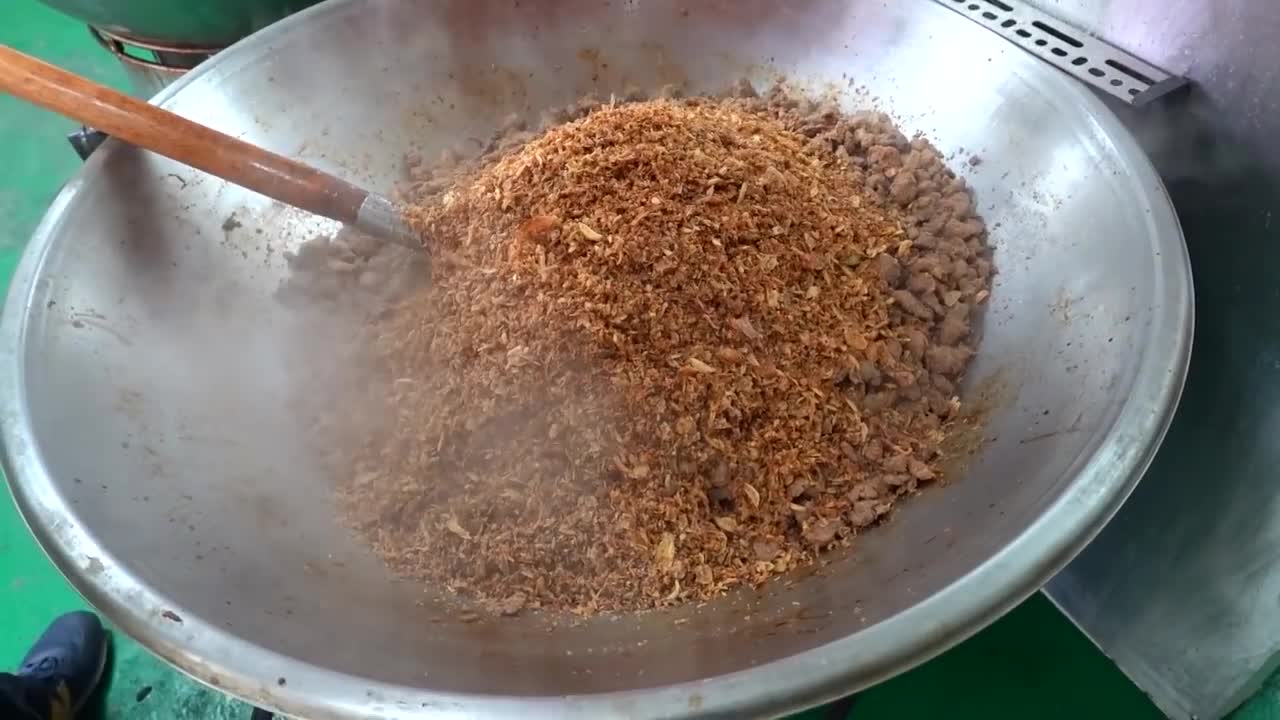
[16,611,109,719]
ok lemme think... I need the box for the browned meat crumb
[312,86,992,616]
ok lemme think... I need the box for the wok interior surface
[1,0,1190,717]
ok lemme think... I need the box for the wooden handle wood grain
[0,44,370,226]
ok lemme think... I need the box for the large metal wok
[0,0,1192,717]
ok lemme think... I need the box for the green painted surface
[0,1,1266,718]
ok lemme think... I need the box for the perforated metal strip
[934,0,1186,106]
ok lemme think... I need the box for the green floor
[0,2,1266,718]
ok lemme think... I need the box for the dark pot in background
[39,0,322,93]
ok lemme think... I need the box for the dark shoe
[16,611,109,719]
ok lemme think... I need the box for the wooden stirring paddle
[0,44,421,250]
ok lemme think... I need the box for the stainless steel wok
[0,0,1192,717]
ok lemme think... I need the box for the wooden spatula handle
[0,44,370,226]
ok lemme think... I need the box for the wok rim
[0,0,1194,717]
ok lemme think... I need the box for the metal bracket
[67,126,109,161]
[934,0,1187,106]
